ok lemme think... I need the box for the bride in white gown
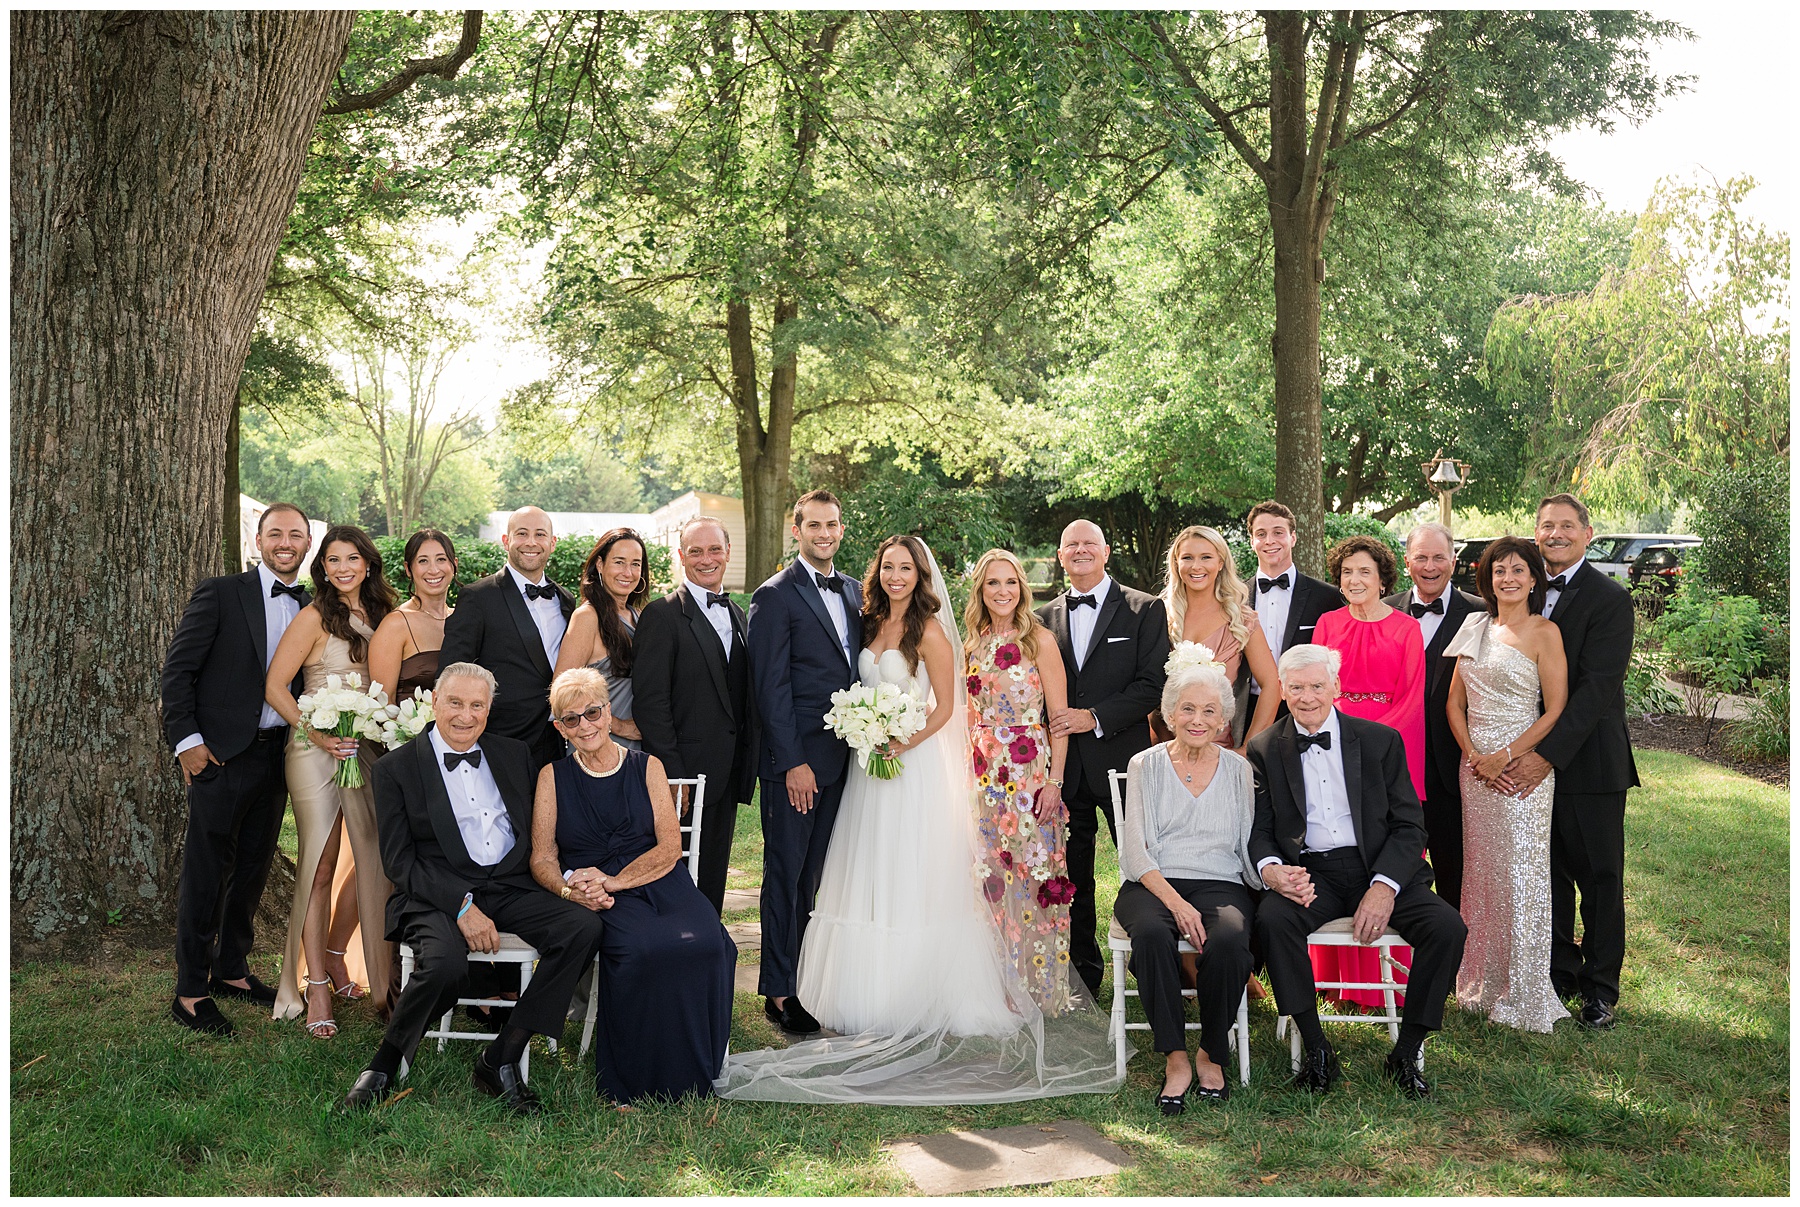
[716,536,1121,1104]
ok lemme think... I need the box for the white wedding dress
[716,548,1121,1105]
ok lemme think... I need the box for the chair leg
[1110,948,1129,1081]
[516,958,533,1083]
[1236,990,1251,1086]
[1288,1018,1302,1074]
[1380,943,1400,1048]
[579,958,600,1059]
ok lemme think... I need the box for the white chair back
[671,774,706,880]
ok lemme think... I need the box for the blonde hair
[548,666,611,718]
[963,548,1042,663]
[1161,525,1251,652]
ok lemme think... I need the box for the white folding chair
[578,774,705,1059]
[1273,918,1415,1073]
[399,932,555,1083]
[1106,770,1252,1086]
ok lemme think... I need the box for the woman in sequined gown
[1445,536,1570,1033]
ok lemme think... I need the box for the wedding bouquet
[823,681,928,780]
[1165,640,1224,675]
[379,688,434,748]
[296,672,388,789]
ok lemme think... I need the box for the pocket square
[1106,636,1130,643]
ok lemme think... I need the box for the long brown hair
[309,524,396,663]
[860,534,940,674]
[581,527,650,678]
[963,547,1042,662]
[1477,535,1549,617]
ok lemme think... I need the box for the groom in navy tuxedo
[747,489,864,1035]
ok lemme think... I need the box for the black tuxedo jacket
[634,586,759,806]
[1383,587,1485,802]
[1036,581,1170,801]
[1535,561,1640,794]
[1278,570,1345,654]
[1246,713,1433,891]
[372,727,541,939]
[748,559,864,784]
[161,568,311,762]
[438,568,575,748]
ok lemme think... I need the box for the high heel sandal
[324,948,367,1001]
[303,977,338,1039]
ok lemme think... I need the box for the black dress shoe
[1155,1086,1187,1116]
[170,996,235,1036]
[472,1052,542,1115]
[764,996,822,1035]
[341,1069,391,1111]
[209,974,278,1006]
[1578,997,1617,1030]
[1192,1073,1230,1103]
[1293,1041,1340,1093]
[1383,1048,1432,1099]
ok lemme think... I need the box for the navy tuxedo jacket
[748,559,864,784]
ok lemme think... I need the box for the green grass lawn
[12,750,1787,1194]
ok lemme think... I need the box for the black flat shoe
[1155,1086,1187,1116]
[1578,997,1617,1030]
[764,996,821,1035]
[209,974,278,1006]
[1293,1040,1340,1093]
[341,1069,391,1111]
[1192,1076,1230,1103]
[170,996,235,1036]
[472,1052,542,1116]
[1383,1048,1432,1099]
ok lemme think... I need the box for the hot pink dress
[1310,606,1427,1007]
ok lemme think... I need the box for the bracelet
[456,892,474,919]
[1505,745,1513,762]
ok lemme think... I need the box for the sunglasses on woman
[554,703,608,729]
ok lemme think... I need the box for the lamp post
[1422,450,1472,534]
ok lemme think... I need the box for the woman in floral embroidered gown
[963,548,1079,1013]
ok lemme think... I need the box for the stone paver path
[884,1121,1133,1194]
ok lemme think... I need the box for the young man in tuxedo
[1383,522,1485,910]
[439,506,575,771]
[1248,645,1468,1099]
[161,503,314,1034]
[1493,494,1639,1031]
[633,516,759,916]
[1245,501,1344,715]
[341,664,605,1115]
[1037,518,1169,1000]
[747,490,862,1034]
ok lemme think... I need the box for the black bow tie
[814,573,843,595]
[443,749,482,771]
[1410,598,1444,617]
[270,580,305,601]
[1546,575,1569,591]
[1069,593,1098,610]
[706,592,730,609]
[1259,574,1290,593]
[524,581,558,601]
[1296,729,1332,753]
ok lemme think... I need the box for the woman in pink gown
[1310,535,1426,1008]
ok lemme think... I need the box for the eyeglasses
[554,704,608,729]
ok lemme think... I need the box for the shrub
[1624,646,1683,719]
[1725,678,1790,762]
[1691,457,1788,615]
[371,534,673,605]
[1658,581,1767,723]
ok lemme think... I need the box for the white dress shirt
[1250,563,1296,696]
[429,726,517,867]
[685,580,736,655]
[1542,557,1585,618]
[508,564,566,667]
[176,563,301,755]
[1408,587,1448,648]
[807,562,852,663]
[1067,574,1113,672]
[1256,709,1401,894]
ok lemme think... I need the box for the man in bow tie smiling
[1245,501,1343,718]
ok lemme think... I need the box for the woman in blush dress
[556,528,651,750]
[963,548,1077,1013]
[264,525,397,1034]
[1159,525,1281,749]
[1312,534,1426,1009]
[1446,536,1570,1033]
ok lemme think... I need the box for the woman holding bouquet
[265,524,397,1034]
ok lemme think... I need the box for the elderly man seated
[1247,645,1467,1099]
[341,662,605,1115]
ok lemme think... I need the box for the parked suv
[1628,541,1699,616]
[1451,537,1517,593]
[1588,533,1701,585]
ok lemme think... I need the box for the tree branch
[1143,16,1271,184]
[323,11,483,116]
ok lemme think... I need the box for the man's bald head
[1057,519,1110,592]
[501,506,557,578]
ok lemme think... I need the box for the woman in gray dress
[555,527,651,750]
[1446,535,1570,1033]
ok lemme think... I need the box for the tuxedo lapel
[1276,717,1305,832]
[497,571,554,679]
[489,743,534,839]
[1424,594,1469,699]
[1044,596,1073,666]
[238,570,269,669]
[1083,589,1125,669]
[1340,717,1366,856]
[789,561,852,670]
[1282,576,1312,651]
[683,589,734,713]
[416,733,480,876]
[1551,562,1596,624]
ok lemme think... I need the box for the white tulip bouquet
[823,681,928,781]
[380,688,434,748]
[296,671,389,789]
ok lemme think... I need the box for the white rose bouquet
[823,681,928,780]
[380,688,434,748]
[1165,641,1225,676]
[296,671,389,789]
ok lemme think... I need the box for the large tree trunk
[1264,12,1327,576]
[11,10,354,953]
[728,298,792,586]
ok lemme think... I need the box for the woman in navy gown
[530,666,735,1104]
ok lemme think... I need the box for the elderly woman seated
[1112,657,1260,1113]
[531,667,736,1105]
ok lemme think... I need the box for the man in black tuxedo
[1037,518,1169,1000]
[1384,521,1485,910]
[1244,501,1344,716]
[1249,644,1468,1099]
[1495,494,1639,1030]
[634,516,758,915]
[747,489,863,1034]
[341,663,605,1115]
[160,503,313,1035]
[439,506,575,770]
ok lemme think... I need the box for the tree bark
[11,10,354,952]
[223,392,242,574]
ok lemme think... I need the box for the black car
[1450,537,1529,593]
[1628,541,1698,614]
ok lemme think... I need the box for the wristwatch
[560,884,573,900]
[1047,776,1064,788]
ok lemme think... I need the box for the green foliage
[1624,645,1683,719]
[1690,457,1789,613]
[1658,582,1768,720]
[370,535,673,605]
[490,429,649,514]
[1726,678,1790,763]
